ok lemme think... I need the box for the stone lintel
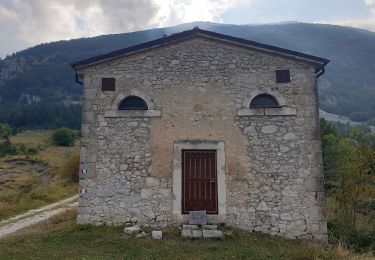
[104,109,161,118]
[237,107,296,116]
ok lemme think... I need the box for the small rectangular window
[276,70,290,83]
[102,78,115,91]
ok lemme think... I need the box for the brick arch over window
[110,89,155,110]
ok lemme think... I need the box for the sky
[0,0,375,58]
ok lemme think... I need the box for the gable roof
[72,27,329,72]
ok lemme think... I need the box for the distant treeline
[0,103,81,129]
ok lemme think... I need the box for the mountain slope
[0,22,374,128]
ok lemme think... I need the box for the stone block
[264,107,296,116]
[82,111,95,123]
[136,232,147,238]
[145,177,160,187]
[319,221,328,234]
[189,211,207,225]
[181,229,192,238]
[83,88,97,100]
[183,224,199,230]
[262,125,278,134]
[124,226,141,235]
[192,229,203,238]
[81,124,91,135]
[314,234,328,243]
[203,229,223,238]
[77,206,91,215]
[77,214,90,224]
[79,163,96,179]
[237,108,264,116]
[305,178,324,192]
[202,224,218,230]
[152,230,162,239]
[141,189,154,199]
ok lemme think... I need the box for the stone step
[181,226,223,238]
[182,224,199,230]
[202,224,218,230]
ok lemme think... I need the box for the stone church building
[72,27,329,241]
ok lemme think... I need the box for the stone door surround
[173,140,226,222]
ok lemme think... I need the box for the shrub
[328,220,375,253]
[0,123,12,140]
[0,139,17,157]
[61,154,80,183]
[51,128,75,146]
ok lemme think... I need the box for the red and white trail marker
[79,188,87,194]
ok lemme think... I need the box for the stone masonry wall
[77,35,326,240]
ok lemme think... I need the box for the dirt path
[0,195,78,239]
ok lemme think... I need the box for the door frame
[182,149,218,214]
[172,140,226,222]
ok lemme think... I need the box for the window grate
[276,70,290,83]
[102,78,115,91]
[118,96,148,110]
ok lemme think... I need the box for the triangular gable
[72,27,329,72]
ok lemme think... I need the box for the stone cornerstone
[73,28,328,241]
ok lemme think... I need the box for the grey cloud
[0,0,159,58]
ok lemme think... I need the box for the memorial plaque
[188,210,207,225]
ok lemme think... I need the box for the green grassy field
[0,130,79,220]
[0,209,366,260]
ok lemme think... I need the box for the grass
[0,209,362,260]
[0,130,79,220]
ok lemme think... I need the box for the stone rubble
[135,231,147,238]
[124,226,141,235]
[181,224,223,239]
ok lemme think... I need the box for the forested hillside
[0,22,374,128]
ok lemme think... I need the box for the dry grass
[0,130,79,220]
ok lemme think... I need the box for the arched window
[118,96,148,110]
[250,94,279,108]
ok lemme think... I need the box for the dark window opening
[102,78,115,91]
[118,96,148,110]
[276,70,290,83]
[250,94,280,108]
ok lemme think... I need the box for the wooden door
[182,150,218,214]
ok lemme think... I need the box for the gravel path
[0,195,78,239]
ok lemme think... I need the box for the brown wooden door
[182,150,218,214]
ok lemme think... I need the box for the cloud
[153,0,251,26]
[0,0,250,58]
[317,0,375,32]
[0,0,158,58]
